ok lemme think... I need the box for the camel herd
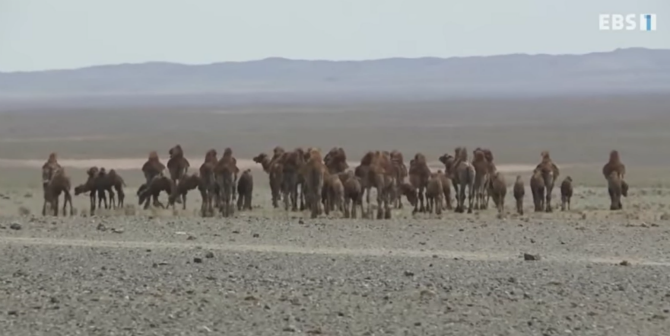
[38,146,629,218]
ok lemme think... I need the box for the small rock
[523,253,540,261]
[193,257,203,264]
[111,228,124,234]
[283,326,296,332]
[252,233,259,238]
[232,230,240,234]
[7,310,18,316]
[187,235,197,240]
[619,260,630,266]
[404,271,415,277]
[298,219,305,224]
[205,252,214,259]
[96,223,107,231]
[9,223,22,230]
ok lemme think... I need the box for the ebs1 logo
[599,14,657,31]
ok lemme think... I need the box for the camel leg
[64,190,74,216]
[561,196,566,211]
[467,185,475,214]
[545,188,553,213]
[108,188,116,209]
[418,186,426,212]
[237,190,244,211]
[42,199,48,216]
[53,196,60,216]
[117,188,125,208]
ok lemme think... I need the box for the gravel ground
[1,215,670,335]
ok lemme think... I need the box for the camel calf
[513,175,525,215]
[489,172,507,216]
[560,176,573,211]
[607,171,623,210]
[237,169,254,211]
[343,173,364,219]
[425,173,444,215]
[137,176,173,210]
[322,173,344,216]
[168,174,202,210]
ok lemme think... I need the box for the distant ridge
[1,48,669,99]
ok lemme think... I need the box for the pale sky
[1,0,667,71]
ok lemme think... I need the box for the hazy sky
[1,0,667,71]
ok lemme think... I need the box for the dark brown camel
[560,176,573,211]
[535,150,559,212]
[236,169,254,211]
[199,149,218,217]
[513,175,525,215]
[167,173,203,210]
[300,148,326,218]
[137,175,173,210]
[408,153,431,214]
[167,144,190,187]
[141,151,165,186]
[530,168,546,212]
[214,147,238,217]
[440,147,475,213]
[253,149,284,208]
[42,166,74,217]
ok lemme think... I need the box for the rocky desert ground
[1,96,670,335]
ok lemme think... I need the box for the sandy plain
[1,95,670,335]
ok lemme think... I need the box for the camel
[236,169,254,211]
[41,152,62,184]
[603,150,629,197]
[607,171,623,210]
[279,148,306,212]
[141,151,166,186]
[513,175,525,215]
[489,171,507,216]
[471,148,491,210]
[252,150,283,208]
[97,168,126,209]
[322,172,344,216]
[530,168,547,212]
[399,182,418,209]
[440,147,475,213]
[300,148,326,218]
[342,171,364,219]
[76,166,106,214]
[560,176,573,211]
[481,148,497,208]
[137,175,173,210]
[199,149,219,217]
[42,166,74,217]
[408,153,431,214]
[424,173,444,215]
[355,151,397,219]
[535,151,559,212]
[167,173,203,210]
[435,170,453,211]
[389,150,408,209]
[167,144,190,186]
[324,147,349,174]
[214,147,238,217]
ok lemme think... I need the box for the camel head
[169,144,184,158]
[438,154,450,165]
[273,146,285,156]
[47,152,58,164]
[86,166,99,178]
[253,153,268,163]
[414,153,426,164]
[564,176,573,183]
[480,149,494,162]
[400,182,418,207]
[540,150,551,161]
[609,150,620,163]
[74,184,86,196]
[360,151,375,166]
[98,167,107,176]
[222,147,233,158]
[473,149,485,162]
[516,175,522,182]
[205,149,217,162]
[148,151,160,162]
[42,166,53,185]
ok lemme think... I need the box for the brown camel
[440,147,475,213]
[530,168,546,212]
[41,152,62,185]
[513,175,525,215]
[167,173,203,210]
[471,148,491,210]
[236,169,254,211]
[299,148,326,218]
[199,149,219,217]
[603,150,628,197]
[399,182,418,209]
[607,171,623,210]
[390,150,408,209]
[97,168,126,209]
[137,175,173,210]
[42,166,74,217]
[322,172,344,216]
[324,147,349,174]
[535,150,559,212]
[560,176,573,211]
[435,170,453,210]
[424,173,444,215]
[279,148,306,212]
[489,171,507,216]
[214,147,238,217]
[355,151,397,219]
[167,144,190,186]
[252,150,283,208]
[141,151,166,185]
[75,166,105,214]
[342,171,364,219]
[481,148,497,208]
[408,153,431,214]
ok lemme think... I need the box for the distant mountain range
[1,48,669,102]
